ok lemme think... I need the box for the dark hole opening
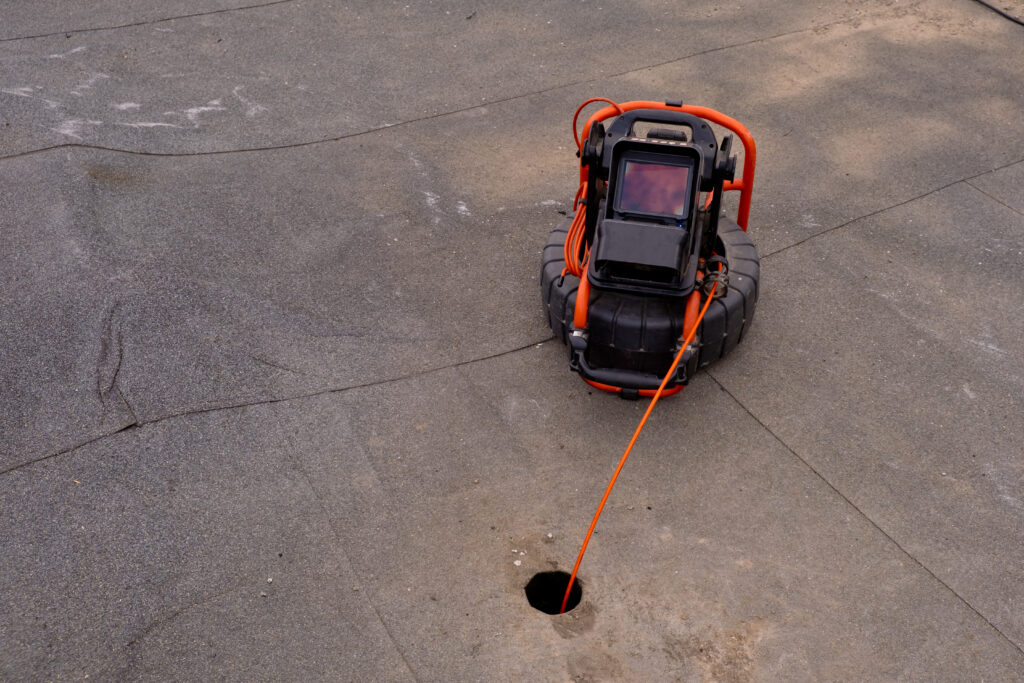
[525,571,582,615]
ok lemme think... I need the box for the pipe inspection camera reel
[541,99,760,399]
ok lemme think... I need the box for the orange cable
[572,97,623,150]
[563,205,584,274]
[557,99,751,610]
[559,277,720,614]
[565,97,622,277]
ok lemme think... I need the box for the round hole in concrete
[525,571,582,614]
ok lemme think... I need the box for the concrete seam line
[135,335,557,427]
[706,371,1024,659]
[123,582,249,652]
[762,155,1024,260]
[0,336,556,478]
[0,0,298,43]
[0,422,136,477]
[0,5,904,161]
[963,179,1024,220]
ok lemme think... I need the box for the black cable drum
[540,214,759,371]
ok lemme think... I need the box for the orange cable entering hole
[559,278,721,614]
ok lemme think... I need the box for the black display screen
[617,160,691,217]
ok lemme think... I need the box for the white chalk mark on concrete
[114,102,141,111]
[47,46,86,59]
[396,143,427,174]
[52,119,102,140]
[71,72,109,96]
[800,213,821,229]
[455,201,471,216]
[423,191,440,209]
[232,86,267,117]
[117,122,181,129]
[982,462,1024,511]
[968,339,1007,356]
[183,100,226,126]
[1000,494,1024,511]
[2,86,61,108]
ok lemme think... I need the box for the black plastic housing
[569,105,739,390]
[587,140,703,297]
[591,220,687,287]
[541,213,758,393]
[586,290,688,374]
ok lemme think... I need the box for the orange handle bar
[577,100,756,231]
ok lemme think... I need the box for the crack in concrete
[116,383,138,425]
[250,353,308,377]
[0,424,137,478]
[964,179,1024,219]
[123,582,247,652]
[273,415,421,682]
[0,0,298,43]
[705,371,1024,658]
[138,335,556,428]
[96,301,119,401]
[122,570,417,679]
[96,300,139,424]
[0,5,902,162]
[763,155,1024,260]
[0,336,555,478]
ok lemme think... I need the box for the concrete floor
[2,0,1023,680]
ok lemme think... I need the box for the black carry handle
[606,109,718,151]
[569,343,691,391]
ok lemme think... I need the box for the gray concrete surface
[2,0,1023,680]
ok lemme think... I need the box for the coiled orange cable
[562,98,624,278]
[562,198,589,278]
